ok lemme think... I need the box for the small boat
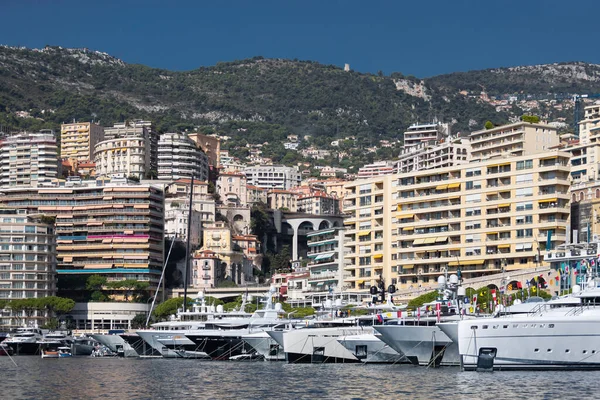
[41,347,59,358]
[58,347,72,358]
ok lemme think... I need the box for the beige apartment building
[60,122,104,162]
[267,189,298,212]
[470,122,559,161]
[343,150,571,292]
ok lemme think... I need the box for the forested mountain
[0,45,598,168]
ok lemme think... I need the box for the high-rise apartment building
[0,209,56,328]
[343,151,571,292]
[395,137,471,173]
[94,121,158,179]
[0,132,59,188]
[243,165,301,190]
[60,122,104,162]
[157,132,209,181]
[0,182,165,297]
[403,122,450,148]
[305,227,347,295]
[469,122,559,161]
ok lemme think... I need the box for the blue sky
[2,0,599,77]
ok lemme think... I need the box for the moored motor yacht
[3,327,44,355]
[452,281,600,370]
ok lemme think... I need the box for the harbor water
[1,357,598,399]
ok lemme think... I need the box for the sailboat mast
[182,176,194,312]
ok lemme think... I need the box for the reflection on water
[0,357,595,400]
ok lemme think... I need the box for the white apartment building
[0,132,59,188]
[469,122,559,161]
[357,161,395,179]
[93,136,151,180]
[95,121,158,178]
[305,227,347,295]
[403,122,450,148]
[243,165,301,190]
[164,203,202,246]
[60,122,104,162]
[157,132,209,182]
[395,137,471,174]
[0,209,56,328]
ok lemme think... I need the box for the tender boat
[58,346,72,358]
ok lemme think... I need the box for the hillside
[0,46,598,169]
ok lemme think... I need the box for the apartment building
[94,121,157,179]
[165,179,216,223]
[305,227,346,295]
[246,184,268,205]
[157,132,209,181]
[395,137,471,173]
[60,122,104,162]
[192,250,225,289]
[0,182,165,296]
[199,222,254,285]
[188,132,221,168]
[342,151,571,292]
[0,132,59,188]
[217,171,247,207]
[297,191,340,215]
[469,122,559,161]
[267,189,298,212]
[0,209,56,328]
[243,165,301,190]
[357,161,395,179]
[403,122,450,148]
[164,203,202,246]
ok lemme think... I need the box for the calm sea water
[0,357,597,400]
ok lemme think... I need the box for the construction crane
[573,94,600,136]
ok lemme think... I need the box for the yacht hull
[457,316,600,370]
[337,334,405,363]
[3,342,40,356]
[375,325,459,367]
[91,334,139,357]
[269,327,363,364]
[242,331,285,361]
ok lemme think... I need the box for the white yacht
[241,330,286,361]
[374,274,468,367]
[3,327,44,355]
[450,282,600,370]
[136,291,253,358]
[183,289,294,360]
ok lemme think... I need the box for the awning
[436,184,448,190]
[373,254,383,259]
[435,237,448,242]
[315,253,335,261]
[540,155,558,160]
[497,244,511,249]
[423,238,436,244]
[449,259,485,266]
[538,198,557,203]
[447,183,461,189]
[448,196,461,200]
[358,231,371,237]
[402,264,414,269]
[413,238,425,245]
[516,244,524,250]
[487,232,499,235]
[344,220,355,225]
[356,280,364,284]
[402,226,414,231]
[498,203,510,208]
[498,162,511,167]
[316,282,324,286]
[523,243,533,250]
[398,214,414,219]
